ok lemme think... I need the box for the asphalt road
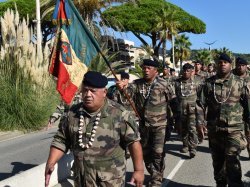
[0,129,249,186]
[0,127,57,181]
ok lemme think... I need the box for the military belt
[215,126,228,132]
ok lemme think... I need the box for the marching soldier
[175,63,203,158]
[198,53,249,187]
[117,59,180,186]
[232,57,250,159]
[45,71,144,187]
[194,60,208,79]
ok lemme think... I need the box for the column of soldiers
[46,54,249,187]
[114,54,249,187]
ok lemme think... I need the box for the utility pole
[36,0,42,62]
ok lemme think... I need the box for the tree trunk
[171,35,175,69]
[162,38,166,67]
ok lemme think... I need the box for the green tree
[174,34,192,69]
[102,0,206,57]
[155,7,180,67]
[195,49,212,66]
[0,0,35,19]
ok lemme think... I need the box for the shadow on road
[0,162,37,181]
[166,180,213,187]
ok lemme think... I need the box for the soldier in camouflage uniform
[109,72,134,112]
[160,66,176,140]
[232,57,250,159]
[175,63,203,158]
[198,54,249,187]
[45,71,144,187]
[194,60,208,79]
[117,59,179,186]
[47,92,82,129]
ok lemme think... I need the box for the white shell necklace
[180,81,194,97]
[78,108,101,149]
[213,75,234,104]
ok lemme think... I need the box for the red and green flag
[49,0,101,104]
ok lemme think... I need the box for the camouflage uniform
[110,85,135,112]
[160,75,176,140]
[195,70,208,80]
[49,93,82,124]
[51,99,140,187]
[175,76,203,156]
[131,76,178,186]
[198,73,249,187]
[233,69,250,158]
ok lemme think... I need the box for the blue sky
[118,0,250,54]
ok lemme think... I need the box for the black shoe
[189,151,196,158]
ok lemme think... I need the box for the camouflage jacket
[175,76,203,124]
[49,93,82,123]
[198,73,250,131]
[109,85,135,112]
[130,76,177,127]
[51,99,140,174]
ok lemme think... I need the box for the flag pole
[69,3,141,119]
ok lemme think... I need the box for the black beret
[120,72,129,79]
[194,60,203,65]
[183,63,194,71]
[218,53,232,63]
[236,57,248,65]
[170,68,175,72]
[143,59,159,67]
[83,71,108,88]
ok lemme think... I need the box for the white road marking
[162,159,185,186]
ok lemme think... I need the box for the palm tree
[155,7,180,67]
[195,49,212,66]
[174,34,191,69]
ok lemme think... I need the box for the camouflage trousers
[73,157,126,187]
[140,125,166,187]
[244,122,250,157]
[181,114,198,153]
[208,130,247,187]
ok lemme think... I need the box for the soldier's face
[195,63,202,71]
[81,85,107,112]
[142,65,158,82]
[183,69,192,79]
[163,68,170,76]
[208,65,213,73]
[236,63,247,75]
[217,60,231,75]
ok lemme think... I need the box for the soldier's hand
[197,125,205,143]
[130,170,144,186]
[116,80,126,90]
[45,163,55,187]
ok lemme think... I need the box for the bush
[0,74,59,131]
[0,8,60,131]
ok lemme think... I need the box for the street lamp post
[36,0,42,62]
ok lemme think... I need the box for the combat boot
[189,150,196,159]
[180,146,188,153]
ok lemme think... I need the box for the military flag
[49,0,100,104]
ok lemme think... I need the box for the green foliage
[0,61,59,131]
[0,8,60,131]
[0,0,36,19]
[194,49,212,66]
[102,0,206,34]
